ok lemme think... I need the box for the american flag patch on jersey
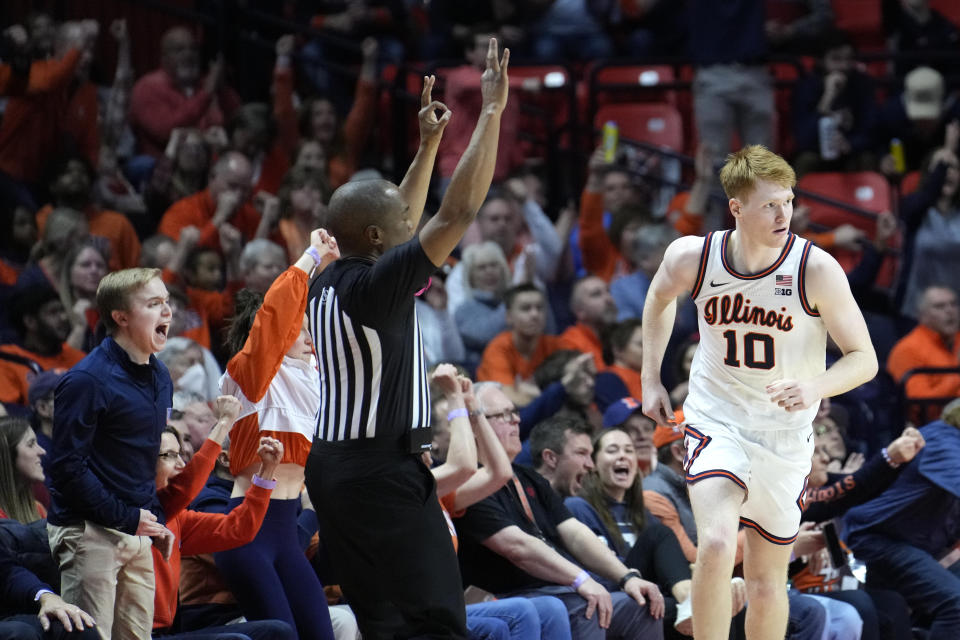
[776,274,793,286]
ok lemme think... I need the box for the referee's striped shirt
[307,237,436,453]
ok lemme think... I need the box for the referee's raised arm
[419,37,510,267]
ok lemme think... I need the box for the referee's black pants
[305,443,468,640]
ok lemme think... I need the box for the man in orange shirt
[477,283,565,407]
[560,275,618,370]
[0,285,85,409]
[159,151,262,252]
[35,155,141,270]
[887,284,960,419]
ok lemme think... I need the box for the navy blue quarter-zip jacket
[48,337,172,535]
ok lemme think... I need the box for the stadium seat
[797,171,899,287]
[508,65,572,91]
[831,0,884,50]
[900,170,922,196]
[590,64,678,107]
[798,171,891,231]
[594,103,683,152]
[931,0,960,29]
[508,65,576,152]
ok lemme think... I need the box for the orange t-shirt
[36,204,141,270]
[61,81,100,170]
[476,331,567,385]
[0,343,85,405]
[0,50,79,96]
[605,364,643,400]
[578,190,624,283]
[158,190,262,252]
[439,492,463,552]
[0,50,81,183]
[0,260,20,286]
[887,324,960,423]
[642,490,699,564]
[643,489,744,565]
[665,192,704,237]
[887,324,960,399]
[559,323,604,370]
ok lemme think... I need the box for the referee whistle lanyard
[414,277,432,297]
[511,475,549,543]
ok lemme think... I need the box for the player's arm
[641,236,703,425]
[805,248,878,396]
[419,38,509,266]
[769,247,878,411]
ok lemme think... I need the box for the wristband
[571,570,590,590]
[251,474,277,490]
[881,447,900,468]
[618,569,642,589]
[447,407,469,422]
[305,246,323,266]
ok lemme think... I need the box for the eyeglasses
[485,408,520,422]
[158,451,183,461]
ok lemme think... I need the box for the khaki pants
[48,522,155,640]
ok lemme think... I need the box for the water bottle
[603,121,619,163]
[819,114,841,161]
[890,138,906,174]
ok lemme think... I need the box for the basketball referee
[304,39,510,639]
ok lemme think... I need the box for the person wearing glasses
[149,394,296,640]
[427,365,571,640]
[454,382,665,640]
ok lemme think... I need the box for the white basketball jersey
[683,230,827,431]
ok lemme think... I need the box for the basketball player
[640,145,878,640]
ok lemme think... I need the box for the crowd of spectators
[1,1,960,639]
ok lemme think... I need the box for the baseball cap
[27,369,65,405]
[904,66,944,120]
[653,424,684,449]
[602,397,643,428]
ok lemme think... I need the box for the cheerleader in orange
[214,229,338,640]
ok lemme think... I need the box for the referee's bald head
[325,178,409,256]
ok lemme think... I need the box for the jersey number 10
[722,330,775,370]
